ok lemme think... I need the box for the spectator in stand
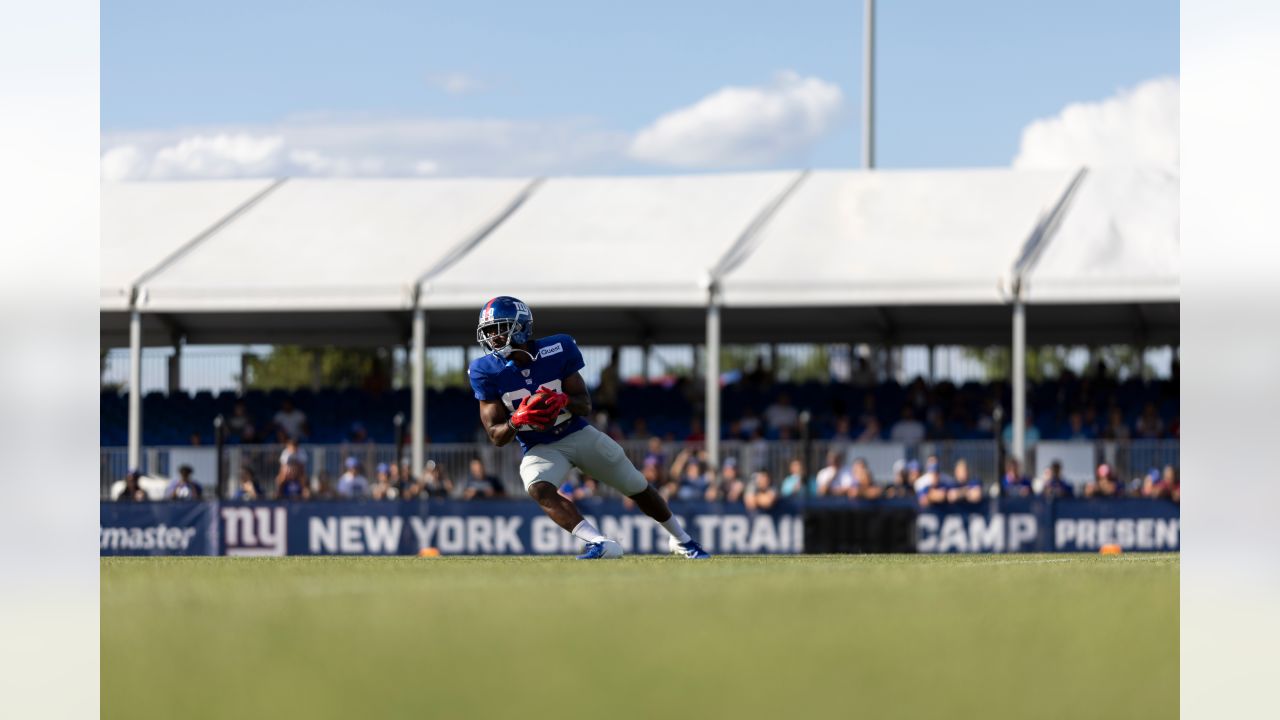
[641,459,667,498]
[312,471,337,500]
[1038,460,1075,499]
[387,462,409,497]
[913,456,949,495]
[1166,465,1180,503]
[1000,458,1033,498]
[1002,411,1041,449]
[764,393,800,435]
[848,458,882,500]
[905,460,922,492]
[855,394,881,439]
[883,460,916,499]
[925,407,952,441]
[117,469,148,502]
[370,462,397,500]
[348,421,374,445]
[889,407,926,445]
[274,459,310,500]
[738,407,763,439]
[917,468,951,508]
[1102,407,1131,441]
[272,397,309,442]
[166,464,203,501]
[685,417,705,445]
[462,458,504,500]
[744,471,778,511]
[706,458,745,503]
[829,415,854,442]
[279,438,308,475]
[1084,463,1124,498]
[643,436,666,474]
[560,471,599,499]
[405,460,453,500]
[779,458,811,497]
[595,349,621,421]
[1135,402,1165,439]
[669,448,710,502]
[946,459,984,504]
[570,476,600,501]
[226,400,257,442]
[336,457,370,499]
[815,450,853,497]
[234,467,262,501]
[1142,465,1179,501]
[1065,410,1094,440]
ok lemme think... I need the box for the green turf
[102,554,1178,720]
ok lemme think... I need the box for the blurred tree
[776,345,832,382]
[241,346,383,390]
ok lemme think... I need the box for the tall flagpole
[863,0,875,169]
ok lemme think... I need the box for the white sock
[660,517,692,544]
[571,520,606,544]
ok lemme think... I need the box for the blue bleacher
[99,376,1178,446]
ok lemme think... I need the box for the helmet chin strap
[503,347,537,369]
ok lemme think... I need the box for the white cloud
[628,71,843,168]
[427,72,483,95]
[1013,77,1179,171]
[101,116,630,180]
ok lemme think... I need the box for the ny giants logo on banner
[221,506,287,556]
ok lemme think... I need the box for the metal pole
[1012,298,1026,466]
[705,286,721,476]
[411,307,426,478]
[127,310,142,472]
[213,414,225,499]
[393,412,406,473]
[862,0,876,169]
[168,343,181,395]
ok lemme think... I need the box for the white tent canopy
[100,168,1178,347]
[100,179,276,312]
[422,172,803,310]
[137,178,536,313]
[1024,168,1179,304]
[100,168,1179,476]
[721,168,1077,307]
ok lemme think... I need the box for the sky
[101,0,1179,179]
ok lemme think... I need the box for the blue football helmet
[476,296,533,357]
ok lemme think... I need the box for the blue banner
[100,501,218,556]
[100,498,1179,556]
[917,498,1179,553]
[217,499,804,556]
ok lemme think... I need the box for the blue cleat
[576,539,623,559]
[669,537,712,559]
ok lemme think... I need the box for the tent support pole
[705,285,721,477]
[412,307,426,478]
[1012,298,1026,467]
[127,310,142,472]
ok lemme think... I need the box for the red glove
[509,389,569,430]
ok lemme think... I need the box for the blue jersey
[468,334,589,452]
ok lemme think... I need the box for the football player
[468,296,711,559]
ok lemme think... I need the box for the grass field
[102,554,1178,720]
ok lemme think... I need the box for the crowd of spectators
[116,440,1179,507]
[103,359,1180,449]
[111,360,1179,506]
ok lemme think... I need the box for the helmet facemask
[477,318,524,357]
